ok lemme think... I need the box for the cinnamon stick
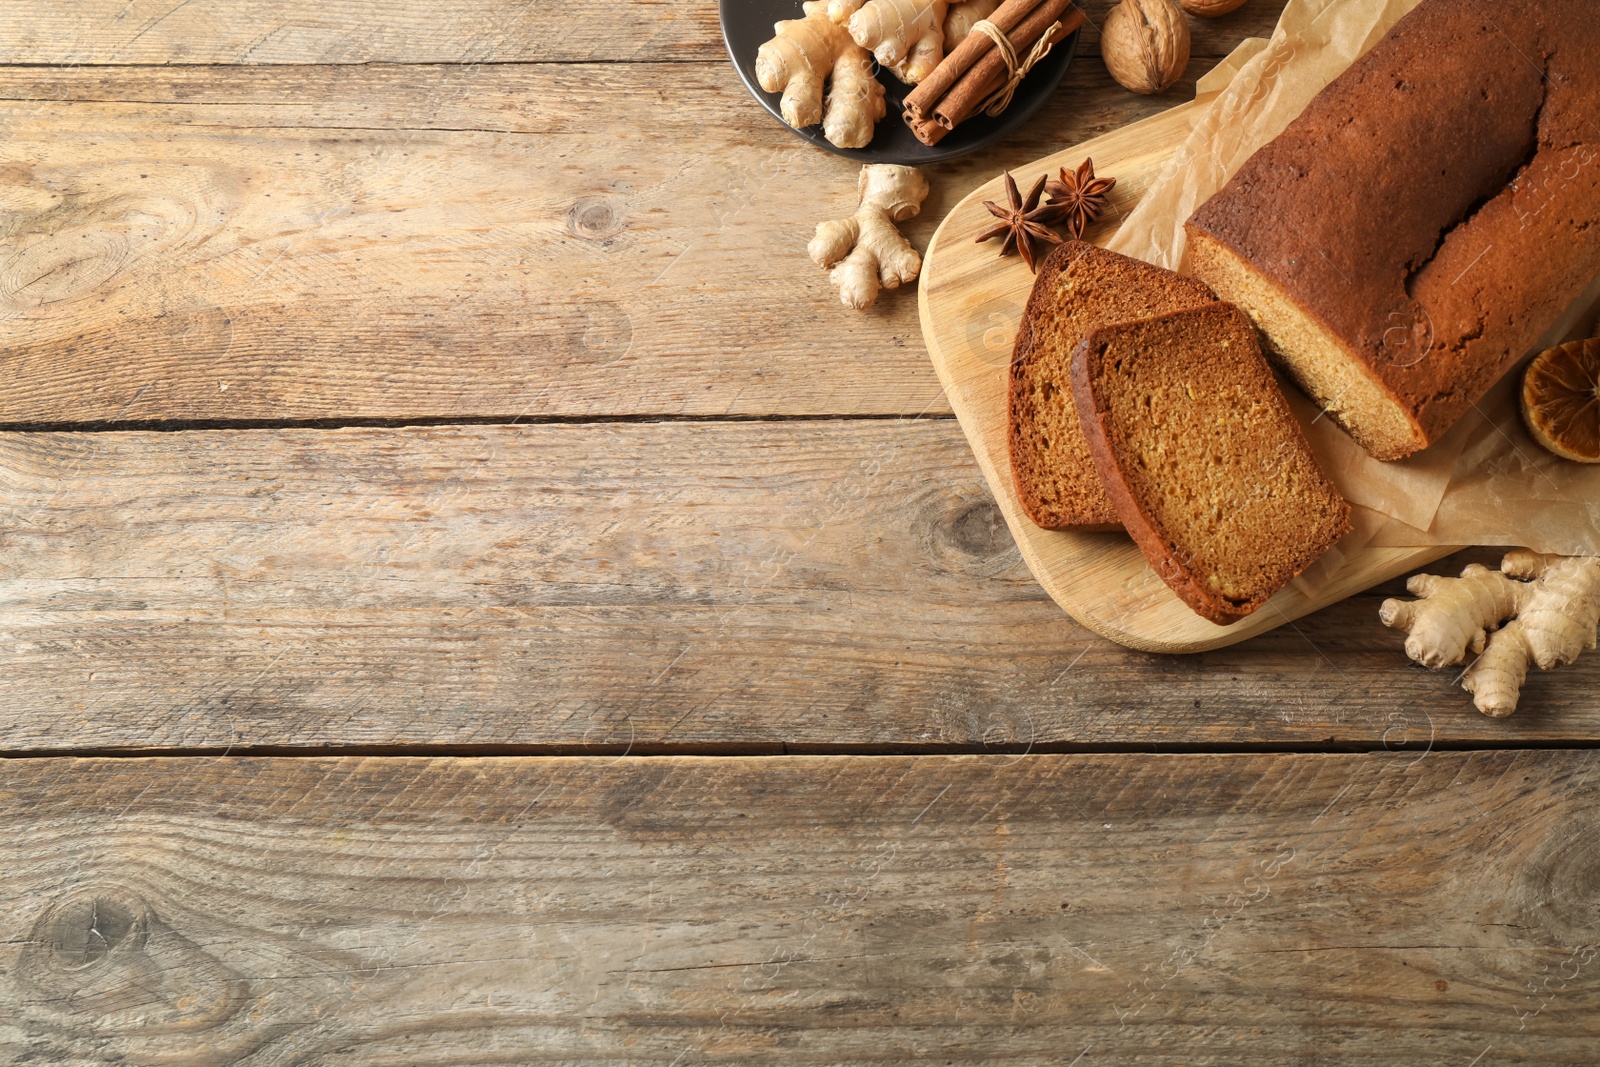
[903,0,1047,124]
[933,0,1082,132]
[908,115,950,146]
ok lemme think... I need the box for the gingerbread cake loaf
[1185,0,1600,461]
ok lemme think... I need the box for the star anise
[975,171,1067,273]
[1045,157,1117,239]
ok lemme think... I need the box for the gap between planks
[8,739,1600,760]
[0,412,959,434]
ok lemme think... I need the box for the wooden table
[2,2,1596,1061]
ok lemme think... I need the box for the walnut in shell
[1100,0,1190,95]
[1179,0,1247,16]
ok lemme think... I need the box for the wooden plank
[0,1,1284,65]
[3,751,1598,1062]
[2,421,1595,751]
[0,56,1270,425]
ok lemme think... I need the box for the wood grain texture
[0,0,1283,65]
[2,422,1596,752]
[4,751,1600,1063]
[14,6,1578,1060]
[0,49,1274,425]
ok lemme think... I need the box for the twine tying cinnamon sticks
[902,0,1085,147]
[970,18,1063,116]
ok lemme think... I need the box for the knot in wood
[1514,827,1600,942]
[17,883,251,1035]
[29,886,149,972]
[567,195,626,243]
[940,498,1011,561]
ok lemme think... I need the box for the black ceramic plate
[721,0,1079,164]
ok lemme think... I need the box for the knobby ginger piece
[1380,551,1600,716]
[835,0,950,84]
[757,0,887,148]
[944,0,1001,48]
[809,165,930,310]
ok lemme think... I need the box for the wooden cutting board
[916,91,1456,654]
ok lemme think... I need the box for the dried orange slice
[1522,338,1600,463]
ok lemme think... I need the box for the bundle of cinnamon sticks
[903,0,1086,146]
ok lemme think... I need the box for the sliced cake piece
[1009,241,1218,530]
[1070,303,1351,625]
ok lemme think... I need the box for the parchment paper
[1105,0,1600,557]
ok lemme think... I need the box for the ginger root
[943,0,1001,49]
[1380,550,1600,716]
[809,164,929,310]
[757,0,887,149]
[835,0,950,85]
